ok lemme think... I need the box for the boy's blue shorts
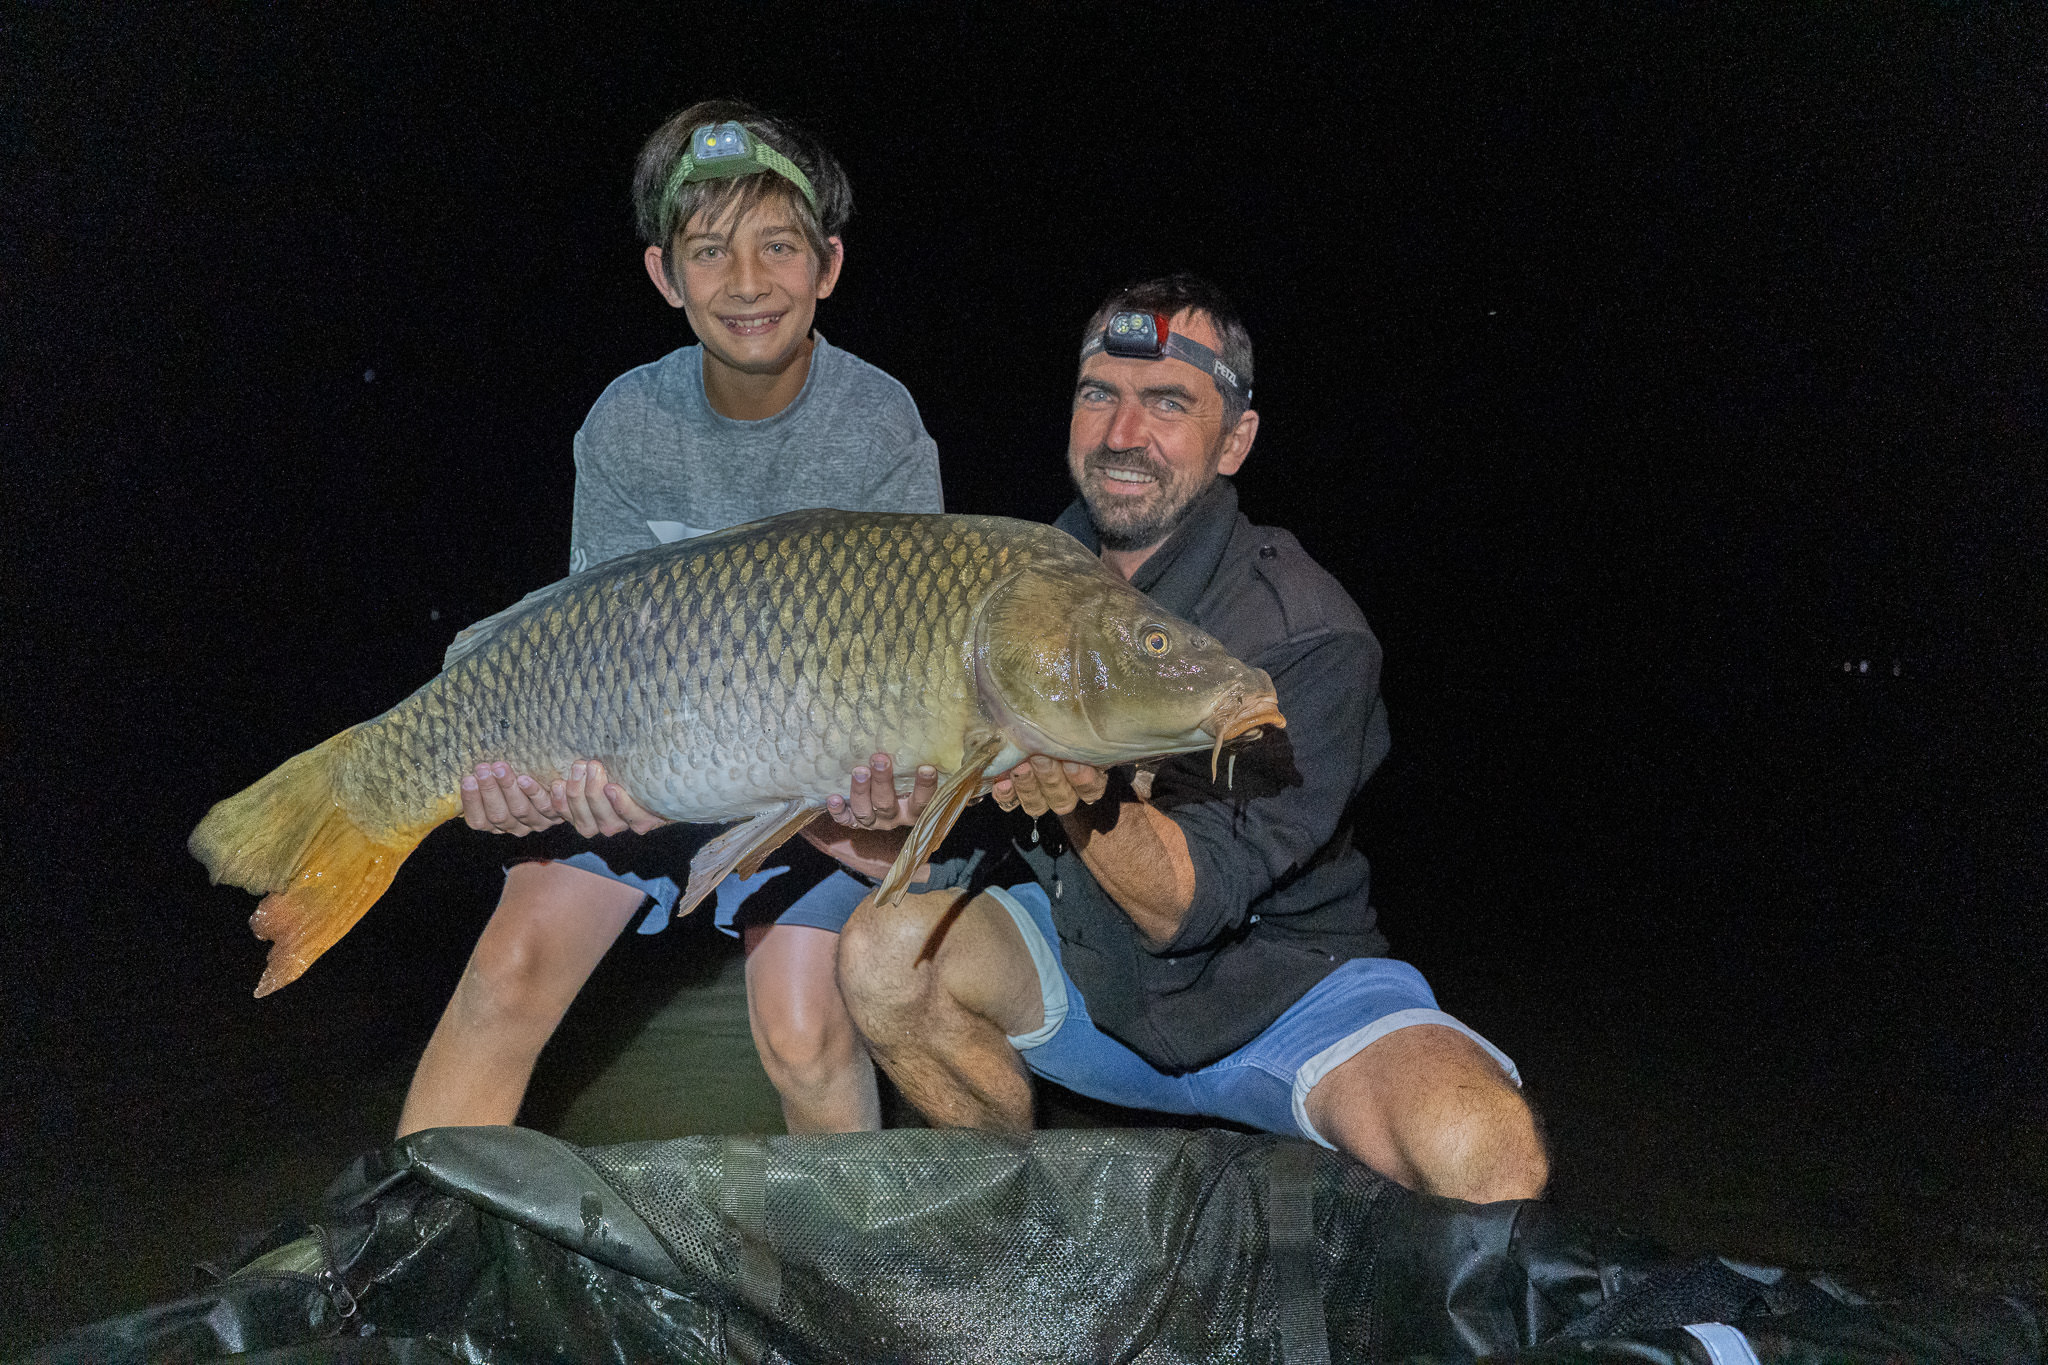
[509,822,866,938]
[986,882,1522,1148]
[553,853,869,938]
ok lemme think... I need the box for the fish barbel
[190,510,1284,995]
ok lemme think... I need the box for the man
[831,274,1548,1202]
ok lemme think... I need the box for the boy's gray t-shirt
[567,334,944,573]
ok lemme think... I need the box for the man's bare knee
[838,890,966,1012]
[1308,1024,1549,1202]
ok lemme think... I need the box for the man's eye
[1156,398,1186,414]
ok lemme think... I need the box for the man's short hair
[632,100,853,287]
[1082,273,1256,425]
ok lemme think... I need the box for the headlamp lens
[691,122,753,164]
[1102,310,1166,358]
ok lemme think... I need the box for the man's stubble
[1071,442,1222,553]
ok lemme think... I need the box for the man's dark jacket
[950,478,1392,1072]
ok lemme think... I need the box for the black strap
[724,1136,781,1317]
[1268,1141,1332,1365]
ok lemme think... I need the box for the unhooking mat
[20,1126,2046,1363]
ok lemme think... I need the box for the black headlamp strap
[1081,317,1251,407]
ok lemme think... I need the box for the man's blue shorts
[986,882,1521,1148]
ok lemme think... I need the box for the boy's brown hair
[632,100,852,287]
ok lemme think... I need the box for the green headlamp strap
[662,121,819,227]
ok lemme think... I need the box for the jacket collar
[1053,477,1240,620]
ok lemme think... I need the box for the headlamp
[662,121,819,220]
[1082,310,1250,408]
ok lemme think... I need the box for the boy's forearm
[798,819,927,884]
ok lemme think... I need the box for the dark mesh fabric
[19,1126,2046,1364]
[579,1129,1400,1363]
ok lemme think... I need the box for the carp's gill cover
[191,510,1284,995]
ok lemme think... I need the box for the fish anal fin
[877,734,1006,907]
[679,797,825,919]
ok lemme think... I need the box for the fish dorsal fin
[678,797,827,920]
[876,734,1007,906]
[440,583,559,670]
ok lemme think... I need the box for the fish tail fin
[189,728,441,996]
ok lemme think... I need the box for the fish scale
[192,509,1284,995]
[341,515,1000,828]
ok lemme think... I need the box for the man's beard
[1071,444,1214,552]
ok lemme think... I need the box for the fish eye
[1141,627,1171,655]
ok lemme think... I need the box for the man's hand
[459,759,666,838]
[991,755,1109,817]
[824,752,938,830]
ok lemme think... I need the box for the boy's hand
[459,759,667,837]
[555,759,667,836]
[461,762,564,835]
[825,752,938,830]
[992,756,1109,819]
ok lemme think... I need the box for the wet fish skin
[351,513,1041,826]
[191,510,1284,995]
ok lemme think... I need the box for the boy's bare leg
[397,860,643,1135]
[836,890,1045,1130]
[1303,1024,1550,1203]
[742,922,880,1133]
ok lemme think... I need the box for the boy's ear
[643,246,686,308]
[814,237,845,300]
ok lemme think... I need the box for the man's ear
[643,246,686,308]
[1216,408,1260,476]
[814,237,846,299]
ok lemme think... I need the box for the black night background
[4,4,2044,1348]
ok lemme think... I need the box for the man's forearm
[1059,798,1196,946]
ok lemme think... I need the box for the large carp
[191,510,1284,996]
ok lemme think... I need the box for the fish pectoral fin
[678,797,825,919]
[877,734,1006,907]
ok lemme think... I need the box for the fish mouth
[1202,677,1286,781]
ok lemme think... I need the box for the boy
[397,100,941,1138]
